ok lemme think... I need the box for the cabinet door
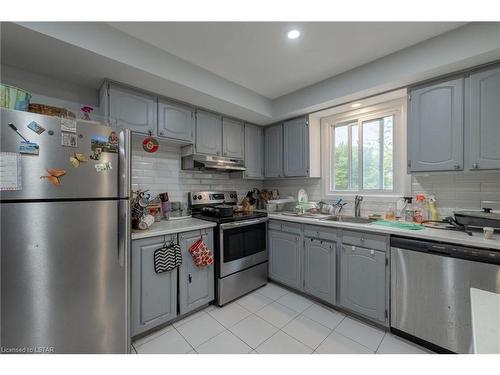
[244,124,264,178]
[283,117,309,177]
[408,78,464,172]
[195,110,222,155]
[131,235,177,336]
[222,118,244,159]
[340,245,386,323]
[158,100,194,143]
[268,230,302,289]
[179,229,215,315]
[304,238,335,304]
[469,66,500,170]
[264,124,283,178]
[109,84,157,135]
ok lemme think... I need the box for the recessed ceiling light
[351,102,362,108]
[287,30,300,40]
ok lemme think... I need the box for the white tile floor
[132,282,432,354]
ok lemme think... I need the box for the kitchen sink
[321,216,374,224]
[280,212,331,219]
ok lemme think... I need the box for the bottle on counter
[404,197,414,222]
[385,203,397,221]
[428,195,439,221]
[413,194,427,223]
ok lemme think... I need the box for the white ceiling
[109,22,465,99]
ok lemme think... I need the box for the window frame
[321,99,407,199]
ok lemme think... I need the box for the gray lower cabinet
[222,118,244,159]
[283,117,309,177]
[158,100,194,143]
[131,234,178,336]
[304,237,335,304]
[268,229,302,290]
[264,124,283,178]
[107,83,157,135]
[195,110,222,156]
[408,77,464,172]
[339,244,386,323]
[468,65,500,170]
[244,123,264,178]
[178,229,215,315]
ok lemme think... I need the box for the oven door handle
[219,217,268,230]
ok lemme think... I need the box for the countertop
[268,213,500,250]
[132,218,216,240]
[470,288,500,354]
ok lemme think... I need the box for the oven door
[219,218,268,277]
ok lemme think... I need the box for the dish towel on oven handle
[154,242,182,274]
[188,237,214,267]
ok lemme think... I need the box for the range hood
[182,153,246,171]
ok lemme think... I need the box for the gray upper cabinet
[268,229,302,290]
[340,244,386,323]
[195,110,222,155]
[108,83,157,135]
[178,229,215,315]
[158,100,194,143]
[283,117,309,177]
[408,77,464,172]
[264,124,283,178]
[222,118,244,159]
[131,235,178,336]
[468,66,500,170]
[244,124,264,178]
[304,238,335,304]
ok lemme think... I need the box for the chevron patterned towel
[154,243,182,274]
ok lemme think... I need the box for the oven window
[223,222,266,263]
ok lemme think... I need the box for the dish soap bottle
[404,197,414,222]
[413,194,427,223]
[428,195,439,221]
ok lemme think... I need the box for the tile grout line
[332,328,378,353]
[374,332,387,353]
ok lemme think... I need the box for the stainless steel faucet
[354,195,363,217]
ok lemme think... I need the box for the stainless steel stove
[189,191,268,306]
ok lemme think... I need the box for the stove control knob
[198,195,202,200]
[192,195,197,200]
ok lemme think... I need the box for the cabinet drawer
[268,220,302,235]
[342,230,387,252]
[304,225,337,242]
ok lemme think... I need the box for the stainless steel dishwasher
[390,237,500,353]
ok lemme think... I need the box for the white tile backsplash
[264,170,500,218]
[131,136,262,202]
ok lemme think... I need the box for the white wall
[1,64,102,119]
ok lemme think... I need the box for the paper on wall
[0,152,22,191]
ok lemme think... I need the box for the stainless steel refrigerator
[0,108,130,353]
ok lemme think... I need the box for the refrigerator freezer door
[1,109,120,200]
[1,200,128,353]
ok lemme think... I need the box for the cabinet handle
[188,274,192,283]
[351,246,355,252]
[360,237,365,243]
[296,237,300,242]
[370,249,375,255]
[407,160,411,168]
[454,164,460,170]
[472,163,479,169]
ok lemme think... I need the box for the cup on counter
[483,227,494,240]
[138,214,155,230]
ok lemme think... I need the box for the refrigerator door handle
[118,199,130,268]
[119,128,131,199]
